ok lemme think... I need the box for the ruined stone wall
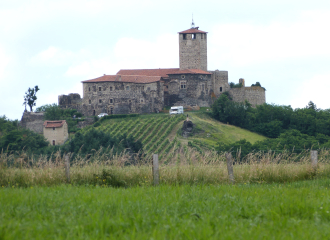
[20,111,44,134]
[80,81,164,116]
[43,123,68,145]
[58,93,82,110]
[209,70,230,97]
[179,33,207,71]
[228,86,265,107]
[166,73,212,107]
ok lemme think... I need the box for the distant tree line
[212,92,330,155]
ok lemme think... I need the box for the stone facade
[20,111,44,134]
[58,24,266,115]
[179,28,207,71]
[43,120,68,145]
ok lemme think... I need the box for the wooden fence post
[311,150,318,171]
[153,154,159,186]
[225,152,235,184]
[64,154,70,183]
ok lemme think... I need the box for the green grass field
[1,179,330,239]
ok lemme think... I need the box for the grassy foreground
[1,179,330,239]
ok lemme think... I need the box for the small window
[99,87,102,91]
[181,75,185,79]
[52,140,55,146]
[180,81,186,89]
[142,86,144,91]
[110,86,113,91]
[147,87,150,91]
[201,34,204,39]
[202,84,205,91]
[110,108,113,114]
[192,33,196,39]
[220,87,223,92]
[53,127,55,131]
[99,99,102,103]
[89,99,91,104]
[129,99,131,103]
[126,86,130,91]
[140,99,144,103]
[183,34,187,40]
[110,99,113,103]
[88,87,90,92]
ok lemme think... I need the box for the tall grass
[1,147,330,188]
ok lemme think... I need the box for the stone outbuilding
[43,120,69,146]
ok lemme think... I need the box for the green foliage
[23,86,40,111]
[229,82,243,88]
[92,169,127,187]
[99,114,139,122]
[62,128,143,157]
[2,181,330,239]
[0,115,49,152]
[212,97,330,140]
[36,104,83,133]
[218,129,330,160]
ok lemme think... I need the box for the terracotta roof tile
[117,68,180,78]
[82,75,162,84]
[168,69,211,75]
[43,120,66,128]
[179,28,207,34]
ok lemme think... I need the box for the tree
[23,86,40,112]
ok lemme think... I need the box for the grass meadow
[1,180,330,239]
[1,148,330,239]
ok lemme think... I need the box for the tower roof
[178,28,207,34]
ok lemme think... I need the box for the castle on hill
[59,23,266,116]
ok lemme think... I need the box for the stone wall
[77,81,164,116]
[166,73,212,107]
[228,86,265,107]
[209,70,230,97]
[20,111,44,134]
[179,33,207,71]
[58,93,82,110]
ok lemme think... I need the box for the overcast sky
[1,0,330,120]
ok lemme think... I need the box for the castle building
[59,23,265,116]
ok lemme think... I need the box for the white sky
[1,0,330,120]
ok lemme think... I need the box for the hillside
[80,111,266,159]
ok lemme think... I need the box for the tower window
[99,99,102,103]
[220,87,223,92]
[110,86,113,91]
[181,75,185,79]
[88,87,90,92]
[110,98,113,103]
[183,34,187,40]
[99,87,102,91]
[89,99,91,104]
[126,86,130,91]
[201,34,204,39]
[202,84,205,91]
[192,33,196,39]
[181,81,186,89]
[53,127,55,131]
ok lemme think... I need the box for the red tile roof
[179,28,207,34]
[117,68,180,78]
[43,120,66,128]
[82,75,162,84]
[168,69,211,75]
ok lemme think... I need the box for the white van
[169,106,184,115]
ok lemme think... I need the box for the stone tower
[179,22,208,71]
